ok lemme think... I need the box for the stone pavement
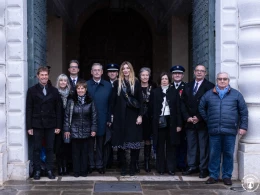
[1,170,259,195]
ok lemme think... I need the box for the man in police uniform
[106,63,119,87]
[170,65,187,172]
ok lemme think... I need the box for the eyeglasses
[217,78,229,81]
[70,66,78,69]
[195,70,206,73]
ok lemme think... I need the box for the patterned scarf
[58,88,70,109]
[78,95,86,105]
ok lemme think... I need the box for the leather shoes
[158,172,164,175]
[88,168,93,174]
[80,172,87,177]
[168,171,175,176]
[199,170,209,178]
[33,170,41,180]
[73,173,79,177]
[47,170,55,179]
[223,178,232,185]
[205,177,218,184]
[182,167,199,175]
[98,168,105,174]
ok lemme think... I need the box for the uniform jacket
[26,83,62,130]
[150,85,182,146]
[199,87,248,135]
[181,79,214,130]
[63,96,97,139]
[87,79,112,136]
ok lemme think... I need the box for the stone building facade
[0,0,259,184]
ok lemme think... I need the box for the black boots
[129,149,140,176]
[135,149,140,173]
[144,145,151,172]
[58,159,68,176]
[118,149,127,176]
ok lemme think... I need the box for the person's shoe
[47,170,56,179]
[120,168,127,176]
[168,171,175,176]
[73,173,79,177]
[199,170,209,178]
[88,168,93,174]
[205,177,218,184]
[58,167,63,176]
[223,178,232,185]
[182,167,199,175]
[158,171,164,175]
[33,170,41,180]
[80,172,87,177]
[98,168,105,174]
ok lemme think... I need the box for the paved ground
[1,170,259,195]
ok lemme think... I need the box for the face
[172,72,184,83]
[91,65,103,80]
[217,73,229,89]
[59,79,68,89]
[68,62,80,75]
[107,71,118,81]
[76,85,87,96]
[194,65,207,81]
[140,70,150,83]
[37,71,49,85]
[122,64,130,77]
[161,75,169,86]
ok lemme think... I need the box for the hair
[216,72,230,80]
[73,80,92,103]
[194,64,207,71]
[118,61,136,95]
[69,60,80,68]
[75,80,87,89]
[139,67,151,77]
[55,74,71,90]
[37,66,49,75]
[158,72,171,85]
[91,63,103,70]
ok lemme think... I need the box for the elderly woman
[111,61,143,176]
[150,72,182,175]
[55,74,71,176]
[63,81,97,177]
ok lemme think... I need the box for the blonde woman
[110,61,143,176]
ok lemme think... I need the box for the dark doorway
[79,8,153,79]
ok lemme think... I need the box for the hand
[55,129,61,134]
[192,116,199,124]
[107,122,112,127]
[239,129,247,135]
[187,117,194,123]
[176,127,182,132]
[28,129,33,135]
[91,131,96,137]
[64,132,70,139]
[136,116,142,125]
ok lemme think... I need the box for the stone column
[215,0,239,179]
[237,0,260,180]
[5,0,29,180]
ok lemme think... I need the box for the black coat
[150,85,182,146]
[181,79,214,130]
[26,83,62,130]
[68,77,85,97]
[63,95,97,139]
[110,79,143,146]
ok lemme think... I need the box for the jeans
[208,134,236,179]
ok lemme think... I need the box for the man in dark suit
[68,60,84,96]
[181,64,214,178]
[26,66,62,180]
[87,63,112,174]
[170,65,187,172]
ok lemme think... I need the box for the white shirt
[93,79,101,84]
[70,76,78,83]
[174,82,181,89]
[195,79,204,90]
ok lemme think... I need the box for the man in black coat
[67,60,84,96]
[181,64,214,178]
[26,66,62,180]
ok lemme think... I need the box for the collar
[93,78,101,84]
[70,76,78,81]
[38,83,48,89]
[213,85,231,93]
[195,79,204,85]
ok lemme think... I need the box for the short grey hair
[139,67,151,76]
[91,63,103,70]
[216,72,230,80]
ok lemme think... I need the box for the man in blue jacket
[199,72,248,186]
[87,63,112,174]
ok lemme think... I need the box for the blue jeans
[208,135,236,179]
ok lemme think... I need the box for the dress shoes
[182,167,199,175]
[80,172,87,177]
[88,168,93,174]
[47,170,56,179]
[199,170,209,178]
[223,178,232,185]
[33,170,41,180]
[73,173,79,178]
[158,172,164,175]
[205,177,218,184]
[168,171,175,176]
[98,168,105,174]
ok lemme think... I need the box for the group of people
[26,60,248,186]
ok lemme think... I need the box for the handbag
[158,101,167,128]
[64,101,74,143]
[122,83,140,109]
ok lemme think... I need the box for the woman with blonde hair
[110,61,143,176]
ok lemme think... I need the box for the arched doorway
[79,8,153,80]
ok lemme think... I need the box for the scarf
[78,95,86,105]
[58,88,70,109]
[216,85,229,99]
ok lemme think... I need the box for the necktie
[193,82,198,95]
[72,79,76,87]
[43,86,47,96]
[175,84,178,89]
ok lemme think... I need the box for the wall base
[7,161,29,181]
